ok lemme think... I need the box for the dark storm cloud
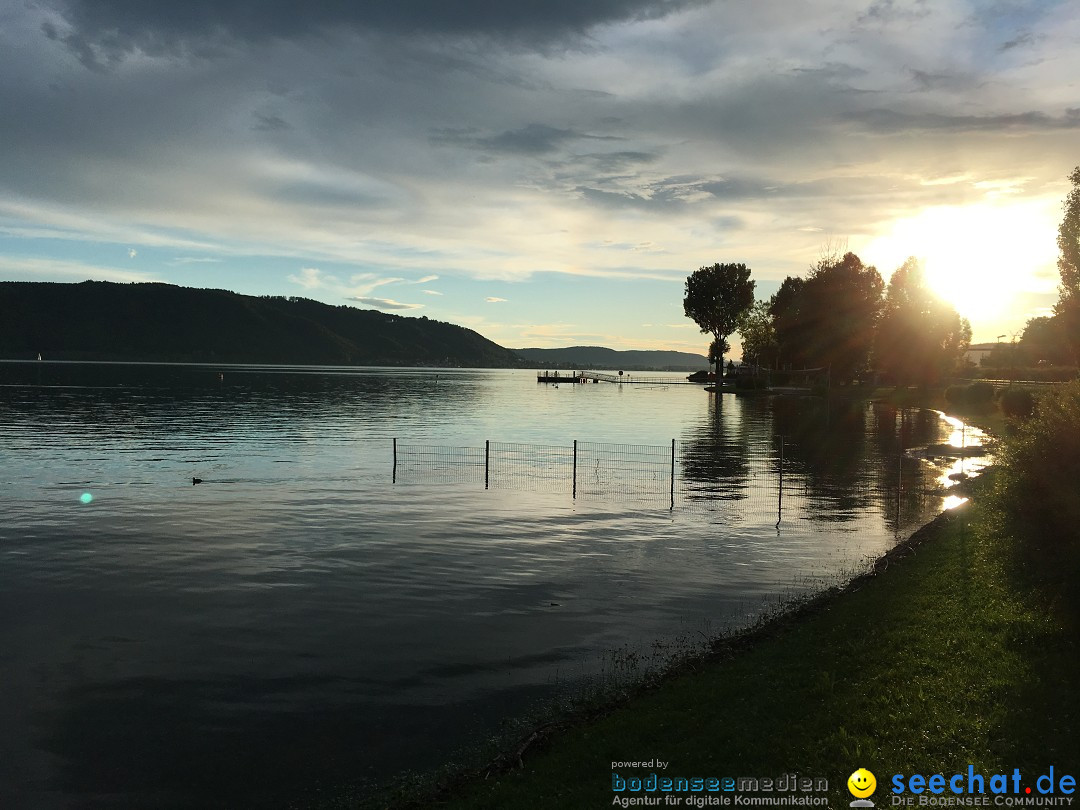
[44,0,704,66]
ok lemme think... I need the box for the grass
[415,472,1080,809]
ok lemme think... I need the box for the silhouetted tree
[769,276,809,369]
[1055,165,1080,363]
[873,257,971,386]
[798,252,884,382]
[683,263,755,380]
[1019,315,1072,366]
[708,337,730,370]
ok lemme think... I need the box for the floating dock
[536,371,588,383]
[537,370,705,385]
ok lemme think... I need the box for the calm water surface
[0,363,987,808]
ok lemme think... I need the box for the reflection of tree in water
[870,402,950,533]
[869,403,940,457]
[677,395,950,526]
[771,396,865,475]
[677,394,752,505]
[768,396,876,522]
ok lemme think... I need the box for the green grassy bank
[413,469,1079,809]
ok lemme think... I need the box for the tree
[708,337,730,368]
[683,263,755,380]
[769,276,809,369]
[1055,165,1080,363]
[799,252,884,382]
[1019,315,1071,366]
[736,300,777,368]
[873,257,971,386]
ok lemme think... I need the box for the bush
[998,380,1080,540]
[967,381,995,405]
[998,388,1036,420]
[736,375,769,390]
[944,385,968,406]
[944,382,995,409]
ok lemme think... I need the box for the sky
[2,0,1078,354]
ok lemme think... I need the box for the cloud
[485,296,508,303]
[347,296,423,310]
[415,274,439,284]
[168,256,223,265]
[3,0,1078,341]
[421,289,443,295]
[845,108,1080,134]
[252,112,291,132]
[999,32,1039,52]
[432,123,622,156]
[127,247,137,258]
[43,0,701,67]
[288,267,332,289]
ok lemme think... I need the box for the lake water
[0,363,987,808]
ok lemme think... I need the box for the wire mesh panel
[777,438,884,530]
[394,443,485,485]
[575,441,673,503]
[488,442,574,492]
[389,435,919,525]
[674,439,780,521]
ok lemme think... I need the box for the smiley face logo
[848,768,877,799]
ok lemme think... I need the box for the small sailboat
[37,352,42,361]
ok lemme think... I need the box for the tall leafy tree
[769,276,809,369]
[1055,165,1080,363]
[799,252,885,382]
[1019,315,1071,367]
[736,300,778,368]
[874,257,971,386]
[683,263,755,379]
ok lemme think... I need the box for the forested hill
[0,281,522,367]
[514,346,709,370]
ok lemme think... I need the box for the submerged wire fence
[392,436,936,524]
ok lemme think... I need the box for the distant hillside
[0,281,521,367]
[514,345,709,371]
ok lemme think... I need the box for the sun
[862,199,1059,327]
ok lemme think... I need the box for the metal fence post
[485,439,490,489]
[777,435,784,527]
[897,436,903,527]
[572,439,577,499]
[392,438,397,484]
[670,438,676,511]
